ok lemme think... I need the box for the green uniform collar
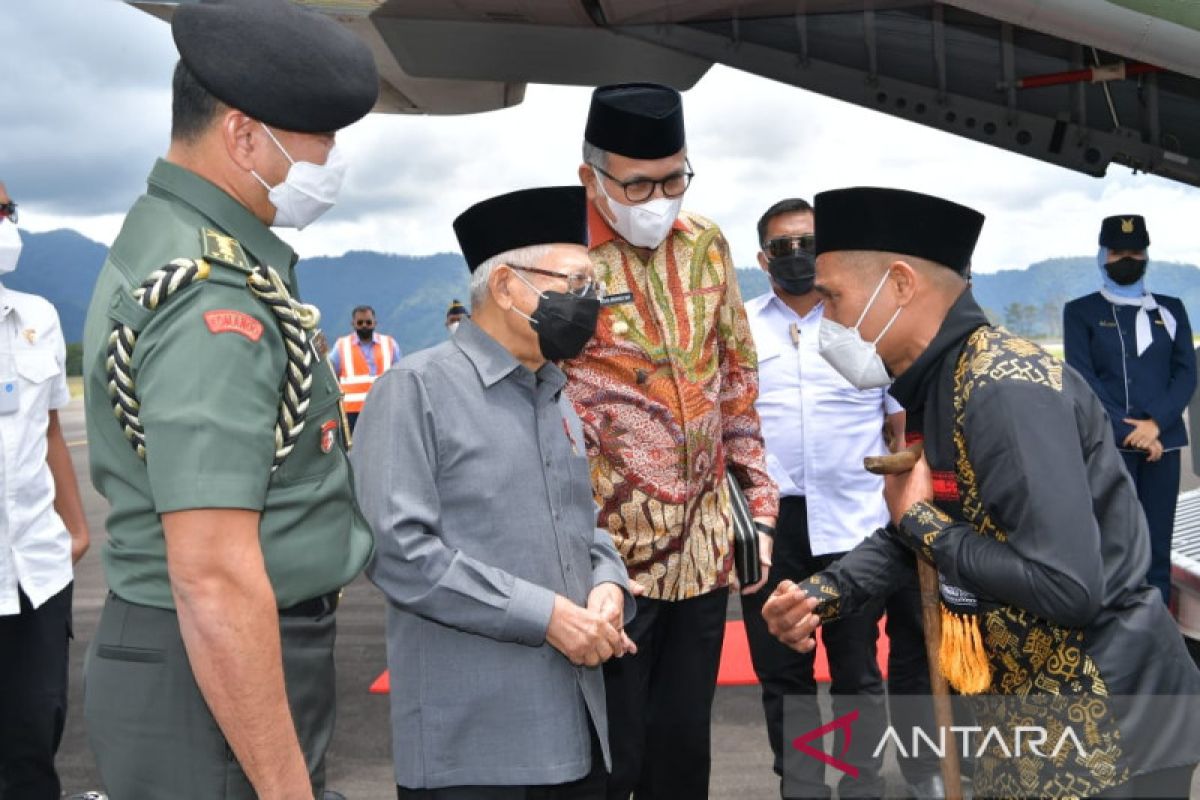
[146,158,298,279]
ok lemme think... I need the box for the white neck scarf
[1100,287,1177,356]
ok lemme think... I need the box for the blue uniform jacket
[1063,291,1196,451]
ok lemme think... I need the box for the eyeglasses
[354,320,375,327]
[0,202,17,224]
[509,265,604,299]
[764,234,815,258]
[590,161,694,203]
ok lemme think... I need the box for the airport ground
[53,398,1200,798]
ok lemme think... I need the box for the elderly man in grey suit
[353,186,635,800]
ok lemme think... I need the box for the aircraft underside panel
[613,5,1200,188]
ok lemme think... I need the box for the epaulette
[200,228,251,272]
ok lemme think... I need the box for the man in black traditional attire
[763,187,1200,799]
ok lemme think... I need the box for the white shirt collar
[761,290,824,324]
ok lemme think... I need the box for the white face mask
[0,221,22,276]
[817,269,902,390]
[252,124,347,230]
[593,171,683,249]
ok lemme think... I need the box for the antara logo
[791,710,1093,778]
[791,710,860,778]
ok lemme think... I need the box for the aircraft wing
[129,0,1200,188]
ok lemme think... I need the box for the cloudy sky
[4,0,1200,273]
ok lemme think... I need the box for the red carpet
[715,619,889,686]
[371,619,890,694]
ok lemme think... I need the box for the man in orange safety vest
[330,305,401,431]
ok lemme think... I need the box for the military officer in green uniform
[79,1,378,798]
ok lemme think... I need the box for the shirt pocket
[15,348,60,414]
[271,360,344,486]
[16,349,59,384]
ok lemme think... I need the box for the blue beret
[173,0,379,133]
[1099,215,1150,250]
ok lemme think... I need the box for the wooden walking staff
[865,441,965,800]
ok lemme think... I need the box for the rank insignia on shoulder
[600,292,633,307]
[320,419,338,454]
[200,228,251,271]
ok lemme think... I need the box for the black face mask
[356,325,375,341]
[1105,257,1148,286]
[768,253,816,296]
[527,291,600,361]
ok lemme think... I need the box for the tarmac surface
[52,398,1200,799]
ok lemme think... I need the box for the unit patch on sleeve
[204,310,264,342]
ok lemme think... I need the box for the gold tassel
[939,607,992,695]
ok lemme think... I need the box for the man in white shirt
[0,182,90,800]
[740,198,940,799]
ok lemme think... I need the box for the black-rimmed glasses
[590,161,694,203]
[764,234,815,258]
[509,265,604,299]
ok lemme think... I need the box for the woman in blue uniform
[1064,215,1196,603]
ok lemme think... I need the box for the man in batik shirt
[563,82,777,800]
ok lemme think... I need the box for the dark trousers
[1121,449,1181,603]
[1094,763,1197,799]
[741,497,887,799]
[0,583,72,800]
[347,411,359,433]
[397,727,607,800]
[603,589,727,800]
[85,592,337,800]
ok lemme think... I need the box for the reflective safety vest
[335,334,396,413]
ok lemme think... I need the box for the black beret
[584,83,685,160]
[1099,215,1150,250]
[173,0,379,133]
[446,299,469,317]
[453,187,589,272]
[813,187,984,275]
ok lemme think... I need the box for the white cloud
[6,0,1200,273]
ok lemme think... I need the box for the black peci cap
[1098,215,1150,251]
[453,187,589,272]
[813,187,984,275]
[172,0,379,133]
[584,83,686,160]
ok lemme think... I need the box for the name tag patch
[204,310,264,342]
[600,292,633,307]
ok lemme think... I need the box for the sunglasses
[764,234,815,258]
[354,320,375,327]
[0,202,16,224]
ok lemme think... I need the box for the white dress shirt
[746,291,902,556]
[0,284,72,615]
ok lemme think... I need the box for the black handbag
[726,470,761,587]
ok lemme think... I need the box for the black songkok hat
[1098,215,1150,250]
[453,187,588,273]
[446,299,469,317]
[813,187,984,275]
[584,83,686,160]
[172,0,379,133]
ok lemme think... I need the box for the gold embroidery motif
[950,329,1127,797]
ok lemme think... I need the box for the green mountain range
[9,228,1199,353]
